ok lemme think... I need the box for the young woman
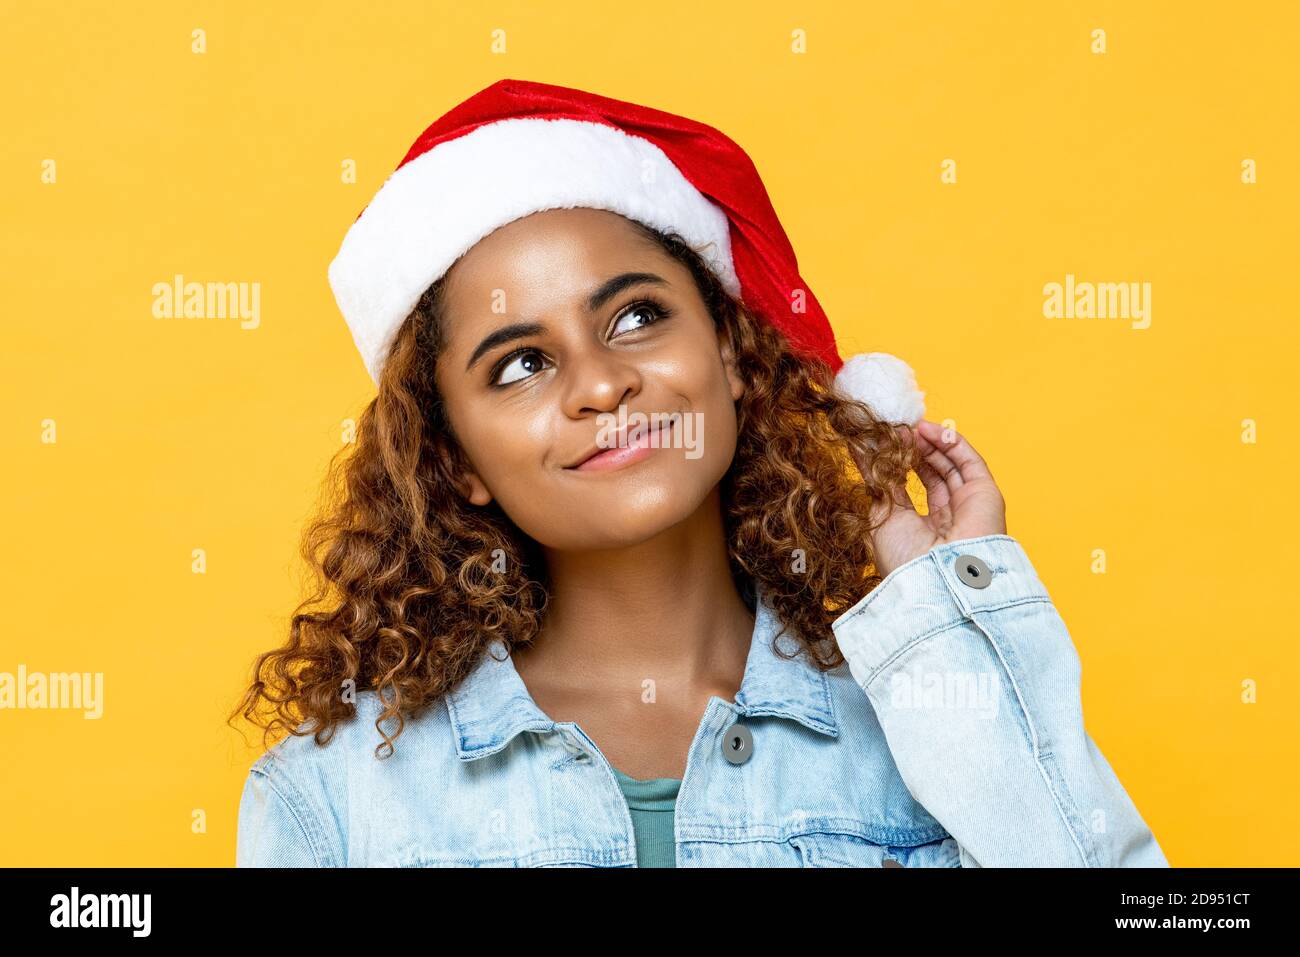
[232,79,1168,868]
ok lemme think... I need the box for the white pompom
[833,352,926,425]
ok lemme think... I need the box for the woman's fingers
[862,416,1007,574]
[891,424,952,532]
[915,419,995,486]
[915,458,955,535]
[914,456,952,510]
[900,423,964,498]
[919,440,966,495]
[867,466,916,525]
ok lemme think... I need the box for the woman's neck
[518,485,756,695]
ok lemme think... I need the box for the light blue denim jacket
[236,534,1168,867]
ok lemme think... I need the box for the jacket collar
[445,582,840,762]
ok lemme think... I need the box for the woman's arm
[236,765,334,867]
[833,533,1168,867]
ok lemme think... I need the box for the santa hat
[327,78,925,425]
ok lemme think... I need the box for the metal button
[954,553,992,589]
[882,858,904,868]
[721,722,753,765]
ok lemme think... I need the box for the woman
[232,79,1168,868]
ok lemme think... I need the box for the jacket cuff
[831,534,1049,691]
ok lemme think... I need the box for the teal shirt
[610,766,680,867]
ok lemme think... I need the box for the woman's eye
[490,301,670,386]
[493,349,548,386]
[610,301,669,337]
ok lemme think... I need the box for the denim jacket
[236,534,1168,867]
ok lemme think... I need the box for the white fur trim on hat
[833,352,926,425]
[328,117,740,383]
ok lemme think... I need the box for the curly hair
[228,220,923,760]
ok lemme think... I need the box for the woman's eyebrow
[586,271,668,313]
[465,321,546,372]
[463,272,669,372]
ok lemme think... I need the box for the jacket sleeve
[832,533,1168,867]
[236,765,331,867]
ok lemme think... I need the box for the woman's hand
[862,419,1008,579]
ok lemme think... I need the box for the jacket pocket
[790,832,963,867]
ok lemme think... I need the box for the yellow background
[1,1,1296,866]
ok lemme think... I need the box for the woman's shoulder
[246,688,455,785]
[238,690,458,867]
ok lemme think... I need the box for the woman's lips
[571,418,675,473]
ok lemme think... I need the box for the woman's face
[432,207,745,551]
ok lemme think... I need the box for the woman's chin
[525,490,709,551]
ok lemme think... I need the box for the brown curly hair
[228,220,923,760]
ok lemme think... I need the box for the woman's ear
[455,469,493,507]
[717,323,746,402]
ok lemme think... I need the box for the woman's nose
[561,346,642,417]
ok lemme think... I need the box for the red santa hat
[328,78,925,425]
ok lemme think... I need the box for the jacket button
[722,722,753,765]
[882,858,904,868]
[954,553,992,589]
